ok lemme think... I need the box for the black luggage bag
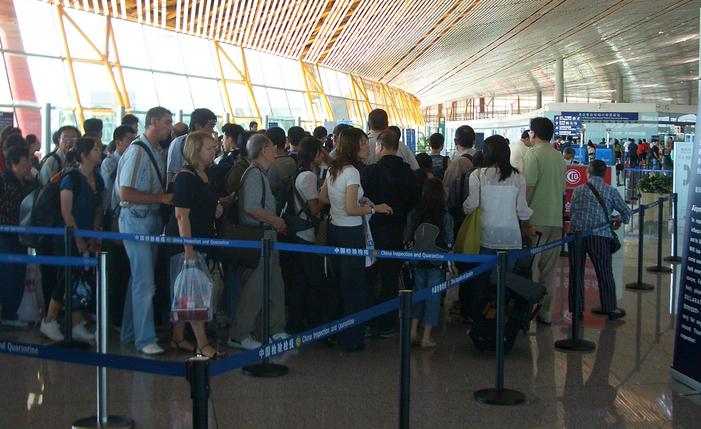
[468,233,546,354]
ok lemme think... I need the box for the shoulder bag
[454,169,481,254]
[219,165,267,269]
[585,182,621,253]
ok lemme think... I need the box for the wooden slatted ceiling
[44,0,700,105]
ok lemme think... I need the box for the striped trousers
[567,235,617,315]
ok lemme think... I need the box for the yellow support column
[212,43,262,124]
[350,75,372,122]
[213,42,235,120]
[55,4,84,126]
[239,47,262,125]
[300,61,335,126]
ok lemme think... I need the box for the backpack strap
[239,164,267,227]
[290,169,315,221]
[41,151,61,168]
[132,140,165,192]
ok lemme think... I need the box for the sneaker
[377,328,396,339]
[227,335,262,350]
[72,324,95,342]
[1,319,29,328]
[270,332,290,341]
[40,319,64,341]
[139,343,165,355]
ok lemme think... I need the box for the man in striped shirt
[568,160,631,320]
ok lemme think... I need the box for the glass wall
[1,0,422,143]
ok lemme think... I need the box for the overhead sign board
[554,114,581,137]
[0,112,13,130]
[561,111,639,122]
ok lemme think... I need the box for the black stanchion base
[625,282,655,291]
[646,265,673,273]
[554,338,596,352]
[591,307,611,316]
[664,256,682,264]
[72,415,135,428]
[55,339,91,350]
[474,388,525,405]
[242,362,289,377]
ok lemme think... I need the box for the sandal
[170,339,196,353]
[198,343,227,359]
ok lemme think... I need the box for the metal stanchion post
[560,193,568,257]
[57,226,89,349]
[665,193,682,264]
[187,356,210,429]
[626,205,655,291]
[474,252,525,405]
[647,197,672,273]
[555,232,596,352]
[398,290,412,429]
[242,236,288,377]
[73,252,134,429]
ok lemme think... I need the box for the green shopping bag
[455,208,481,254]
[455,168,481,255]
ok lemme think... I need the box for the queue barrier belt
[0,253,96,267]
[0,258,496,378]
[0,193,674,378]
[624,168,673,174]
[0,339,186,377]
[209,261,496,376]
[0,225,494,264]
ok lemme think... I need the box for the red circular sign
[566,169,582,185]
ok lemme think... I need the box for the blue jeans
[0,235,26,320]
[119,209,161,350]
[412,268,443,326]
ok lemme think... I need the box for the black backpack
[19,168,82,248]
[430,154,449,179]
[281,169,318,237]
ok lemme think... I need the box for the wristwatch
[370,205,376,215]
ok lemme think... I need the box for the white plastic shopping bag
[169,253,214,322]
[17,263,44,322]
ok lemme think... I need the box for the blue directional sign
[554,114,581,137]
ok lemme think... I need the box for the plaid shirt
[569,177,631,238]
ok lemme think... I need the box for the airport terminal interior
[1,0,701,428]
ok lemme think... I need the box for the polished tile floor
[1,233,700,428]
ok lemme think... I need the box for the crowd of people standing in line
[0,108,632,358]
